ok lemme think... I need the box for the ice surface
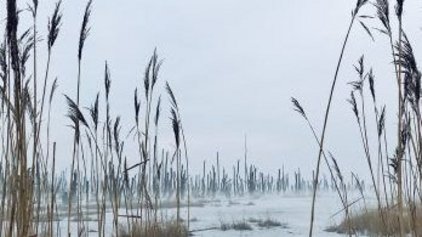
[63,191,373,236]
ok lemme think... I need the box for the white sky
[13,0,422,180]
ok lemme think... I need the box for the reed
[307,0,368,236]
[0,1,195,236]
[294,0,422,235]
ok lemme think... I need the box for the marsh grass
[220,219,253,231]
[256,218,285,229]
[119,220,189,237]
[247,216,286,229]
[294,0,422,236]
[4,0,418,236]
[0,0,193,236]
[326,207,422,236]
[305,1,370,235]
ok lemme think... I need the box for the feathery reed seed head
[78,0,92,60]
[48,0,63,50]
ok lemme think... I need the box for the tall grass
[0,1,194,236]
[294,0,422,236]
[306,1,369,236]
[1,0,408,237]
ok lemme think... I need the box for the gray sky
[22,0,422,180]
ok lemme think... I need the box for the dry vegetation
[219,217,286,232]
[220,220,253,231]
[5,0,422,236]
[293,0,422,236]
[119,221,189,237]
[256,218,285,229]
[0,1,316,237]
[326,206,422,236]
[0,0,191,236]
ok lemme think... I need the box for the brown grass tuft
[220,219,253,231]
[326,207,422,236]
[119,221,188,237]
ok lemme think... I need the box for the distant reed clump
[119,221,189,237]
[293,0,422,236]
[220,220,253,231]
[256,218,285,229]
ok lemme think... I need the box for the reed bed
[0,1,362,237]
[326,206,422,236]
[5,0,417,236]
[293,0,422,236]
[0,0,191,236]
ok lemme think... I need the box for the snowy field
[62,191,373,237]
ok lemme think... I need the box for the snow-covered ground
[63,191,373,236]
[185,192,369,237]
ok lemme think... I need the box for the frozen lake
[185,192,360,237]
[63,191,373,236]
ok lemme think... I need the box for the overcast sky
[19,0,422,180]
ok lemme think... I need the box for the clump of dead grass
[247,217,286,229]
[326,206,422,236]
[119,220,189,237]
[257,218,285,228]
[220,219,253,231]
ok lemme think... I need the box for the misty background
[15,0,422,181]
